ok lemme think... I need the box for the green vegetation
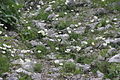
[0,0,22,30]
[34,63,43,73]
[0,54,10,76]
[91,61,120,79]
[19,73,32,80]
[62,62,81,74]
[35,45,48,59]
[92,0,120,11]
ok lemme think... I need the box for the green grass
[35,45,48,59]
[19,73,32,80]
[91,61,120,79]
[63,62,76,73]
[34,63,43,73]
[62,62,82,74]
[20,27,38,40]
[92,0,120,11]
[0,54,10,76]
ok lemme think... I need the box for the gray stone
[97,70,104,78]
[47,13,56,19]
[92,8,108,16]
[65,0,76,6]
[108,54,120,62]
[87,22,99,29]
[76,63,90,71]
[84,46,93,53]
[16,68,32,75]
[0,77,3,80]
[22,61,34,72]
[48,73,60,78]
[33,20,46,30]
[31,73,42,80]
[45,5,52,12]
[73,27,86,34]
[45,29,57,37]
[57,34,69,40]
[30,40,43,46]
[47,53,56,60]
[6,77,18,80]
[108,48,117,55]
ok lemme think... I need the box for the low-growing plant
[0,0,22,30]
[19,73,32,80]
[34,9,50,20]
[63,62,76,73]
[92,0,120,11]
[91,61,120,79]
[34,63,43,73]
[20,27,38,40]
[55,20,71,30]
[35,45,48,59]
[0,54,10,76]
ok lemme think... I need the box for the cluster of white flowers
[21,49,32,53]
[75,46,81,51]
[67,27,72,33]
[54,60,63,65]
[65,48,71,53]
[38,30,46,36]
[95,36,105,40]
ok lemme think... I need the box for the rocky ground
[0,0,120,80]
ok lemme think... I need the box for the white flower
[27,26,31,30]
[103,43,107,46]
[37,50,41,53]
[59,63,63,66]
[37,5,40,9]
[94,16,98,20]
[76,13,79,16]
[68,30,72,33]
[55,47,59,50]
[65,49,71,53]
[55,14,59,17]
[78,22,81,25]
[2,51,6,54]
[75,24,78,27]
[92,42,95,45]
[101,0,105,1]
[91,30,94,32]
[0,31,2,34]
[76,46,81,51]
[113,18,117,21]
[0,24,4,26]
[106,20,109,23]
[64,12,67,15]
[90,19,94,22]
[54,60,60,64]
[38,30,46,36]
[5,34,8,37]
